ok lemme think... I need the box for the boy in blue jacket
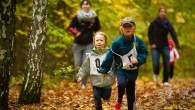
[99,17,148,110]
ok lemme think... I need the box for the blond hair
[119,17,136,33]
[93,31,108,46]
[119,26,136,33]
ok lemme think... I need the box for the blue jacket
[99,34,148,81]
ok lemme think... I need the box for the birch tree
[0,0,16,109]
[18,0,47,104]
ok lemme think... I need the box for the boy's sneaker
[114,101,121,110]
[153,74,158,82]
[81,84,86,89]
[163,82,169,86]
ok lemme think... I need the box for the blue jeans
[116,73,136,110]
[93,86,111,110]
[151,46,170,82]
[72,43,93,85]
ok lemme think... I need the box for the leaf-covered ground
[9,77,195,110]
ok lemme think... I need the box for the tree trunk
[0,0,16,109]
[18,0,47,104]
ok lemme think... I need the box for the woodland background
[7,0,195,109]
[12,0,195,82]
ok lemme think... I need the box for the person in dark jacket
[68,0,101,89]
[148,6,180,86]
[99,17,148,110]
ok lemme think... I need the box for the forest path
[9,77,195,110]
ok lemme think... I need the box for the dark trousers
[169,64,174,79]
[93,86,111,110]
[116,73,136,110]
[151,46,170,82]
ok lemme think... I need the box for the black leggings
[169,64,174,79]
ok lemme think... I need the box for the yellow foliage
[176,12,185,23]
[191,99,195,103]
[53,10,64,16]
[164,106,174,110]
[16,30,28,36]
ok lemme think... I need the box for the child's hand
[76,32,81,37]
[131,57,138,64]
[151,44,156,48]
[77,77,82,82]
